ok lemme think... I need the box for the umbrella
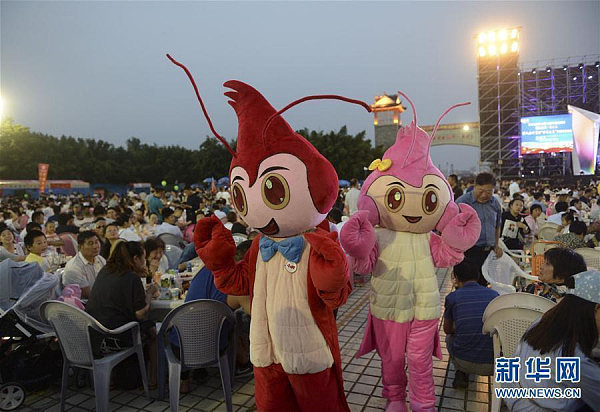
[190,183,203,189]
[338,179,350,188]
[217,176,230,185]
[203,177,214,183]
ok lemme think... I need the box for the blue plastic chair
[157,299,236,412]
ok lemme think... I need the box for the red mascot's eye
[261,173,290,210]
[385,186,405,212]
[422,189,439,215]
[231,183,248,216]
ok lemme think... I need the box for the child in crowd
[522,248,586,302]
[444,258,499,388]
[24,229,52,272]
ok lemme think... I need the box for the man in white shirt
[155,207,183,238]
[547,201,569,225]
[344,178,361,216]
[62,231,106,299]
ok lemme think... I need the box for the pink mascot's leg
[406,318,439,412]
[370,317,411,411]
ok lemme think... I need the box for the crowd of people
[1,171,599,410]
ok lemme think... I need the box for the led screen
[520,114,573,154]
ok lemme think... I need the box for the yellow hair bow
[368,158,392,171]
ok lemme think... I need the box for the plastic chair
[482,293,555,412]
[573,247,600,270]
[164,244,183,270]
[537,223,560,241]
[498,238,528,267]
[41,301,149,412]
[157,299,236,412]
[158,233,188,249]
[530,240,565,276]
[482,252,539,294]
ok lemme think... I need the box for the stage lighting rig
[477,27,520,59]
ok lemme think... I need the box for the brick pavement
[21,268,492,411]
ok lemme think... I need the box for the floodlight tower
[476,28,521,178]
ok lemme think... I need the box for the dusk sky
[2,1,599,171]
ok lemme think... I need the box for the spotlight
[595,61,599,68]
[479,46,486,57]
[589,75,593,79]
[562,65,568,71]
[511,41,518,52]
[578,63,584,70]
[573,77,577,81]
[488,31,496,42]
[546,67,552,73]
[532,68,537,74]
[511,28,518,39]
[499,30,507,41]
[488,44,497,56]
[500,43,508,54]
[517,72,521,76]
[478,32,486,44]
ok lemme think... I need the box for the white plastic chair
[157,299,237,412]
[537,223,560,241]
[498,238,528,267]
[482,293,555,412]
[482,252,539,294]
[41,301,149,412]
[573,247,600,270]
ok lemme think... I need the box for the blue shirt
[444,281,499,363]
[456,190,502,247]
[147,195,164,223]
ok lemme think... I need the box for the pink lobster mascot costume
[340,93,481,412]
[167,54,372,411]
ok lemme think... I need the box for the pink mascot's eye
[231,183,248,216]
[261,173,290,210]
[422,189,439,215]
[385,186,405,212]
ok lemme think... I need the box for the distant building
[372,94,405,148]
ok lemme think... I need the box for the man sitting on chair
[444,258,499,388]
[62,230,106,299]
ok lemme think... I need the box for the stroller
[0,260,62,411]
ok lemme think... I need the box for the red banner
[38,163,49,193]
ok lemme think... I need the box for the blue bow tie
[259,236,305,263]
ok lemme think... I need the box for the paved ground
[21,268,493,411]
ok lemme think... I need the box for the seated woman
[505,270,600,411]
[86,241,159,387]
[501,198,530,250]
[555,221,589,250]
[524,204,543,238]
[522,248,587,302]
[100,222,121,259]
[0,223,25,262]
[144,236,168,280]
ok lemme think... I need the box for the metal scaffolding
[519,55,599,177]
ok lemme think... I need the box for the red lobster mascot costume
[168,54,372,411]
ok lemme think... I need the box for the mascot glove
[439,203,481,252]
[340,210,377,259]
[194,215,236,271]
